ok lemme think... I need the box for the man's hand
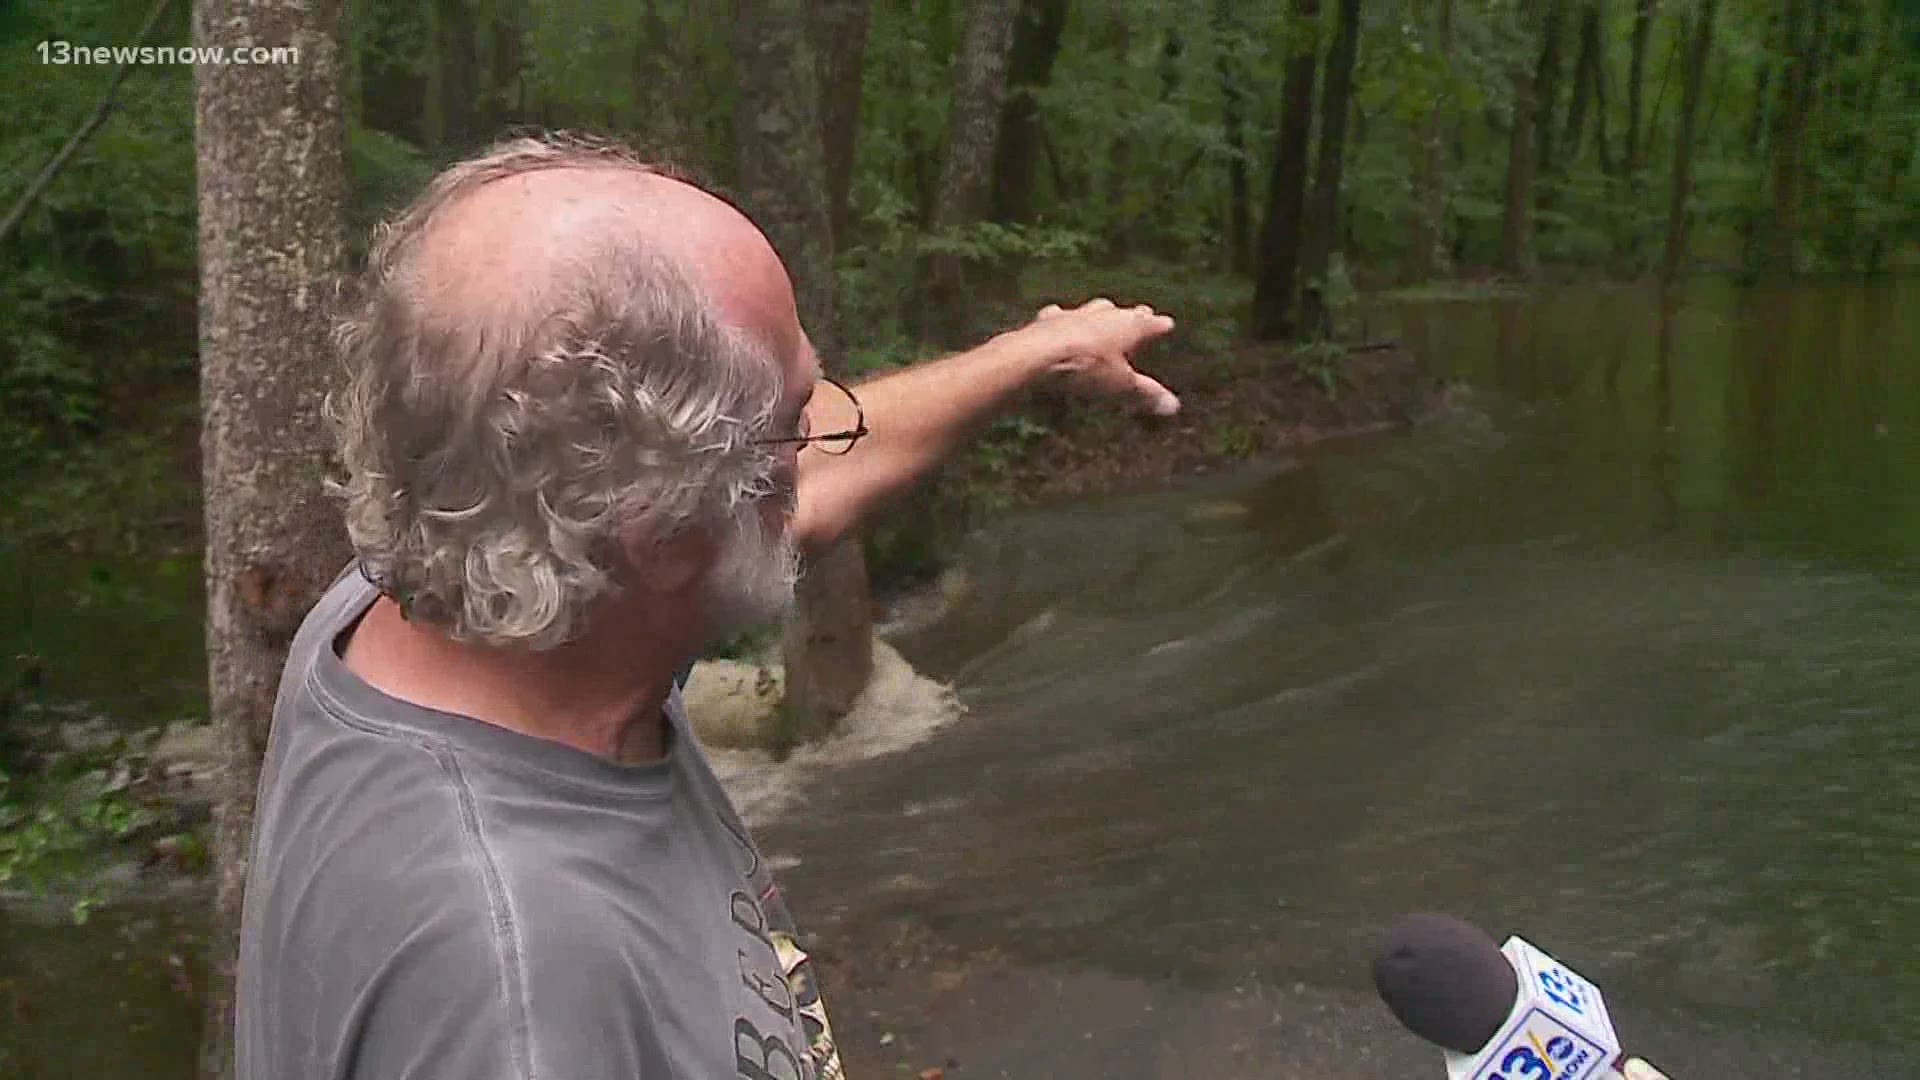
[1010,297,1181,417]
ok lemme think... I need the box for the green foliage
[1294,340,1348,398]
[0,757,159,922]
[0,1,198,463]
[1207,422,1260,458]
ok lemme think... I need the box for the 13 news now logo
[1448,938,1621,1080]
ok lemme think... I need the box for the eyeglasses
[751,375,869,456]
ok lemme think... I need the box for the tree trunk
[1767,0,1809,274]
[487,0,526,134]
[1662,0,1716,284]
[1500,16,1539,278]
[1251,0,1321,341]
[812,0,875,248]
[923,0,1022,342]
[1624,0,1655,182]
[1298,0,1360,340]
[1215,0,1253,274]
[931,0,1023,231]
[1645,27,1684,171]
[989,0,1070,225]
[733,0,875,740]
[193,0,352,1075]
[361,0,427,145]
[1563,1,1600,167]
[1409,0,1455,282]
[424,0,478,154]
[1591,0,1614,175]
[1533,0,1568,174]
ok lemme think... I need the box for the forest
[5,0,1919,475]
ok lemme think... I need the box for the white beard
[701,500,801,642]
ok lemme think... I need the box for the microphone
[1372,913,1671,1080]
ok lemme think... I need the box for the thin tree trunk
[193,0,352,1075]
[1501,14,1540,278]
[1534,0,1568,174]
[1103,18,1137,260]
[1299,0,1361,339]
[1251,0,1321,341]
[1410,0,1455,281]
[989,0,1071,225]
[1563,1,1600,167]
[1662,0,1716,284]
[1767,0,1809,274]
[487,0,526,133]
[1746,24,1772,157]
[1624,0,1655,182]
[1592,0,1614,175]
[924,0,1022,341]
[812,0,876,248]
[0,0,174,247]
[424,0,477,153]
[1215,0,1253,274]
[1646,24,1686,173]
[733,0,875,741]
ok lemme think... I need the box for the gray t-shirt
[236,567,842,1079]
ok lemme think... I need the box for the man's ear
[619,523,711,596]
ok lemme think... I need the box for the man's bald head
[411,162,808,370]
[329,135,802,650]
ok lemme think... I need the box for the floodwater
[4,278,1918,1076]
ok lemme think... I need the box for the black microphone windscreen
[1372,913,1518,1054]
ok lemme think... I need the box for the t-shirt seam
[433,744,537,1080]
[299,664,535,1078]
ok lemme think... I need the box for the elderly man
[235,135,1176,1080]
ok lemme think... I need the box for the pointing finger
[1134,371,1181,416]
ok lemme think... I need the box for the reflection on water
[5,279,1920,1074]
[764,279,1920,1068]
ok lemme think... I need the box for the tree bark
[1533,0,1568,174]
[1624,0,1655,182]
[1767,0,1809,274]
[1214,0,1253,274]
[1298,0,1360,340]
[989,0,1070,225]
[1409,0,1455,282]
[1500,13,1540,279]
[812,0,876,248]
[931,0,1023,231]
[733,0,875,741]
[193,0,352,1075]
[923,0,1022,342]
[1662,0,1716,284]
[1251,0,1321,341]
